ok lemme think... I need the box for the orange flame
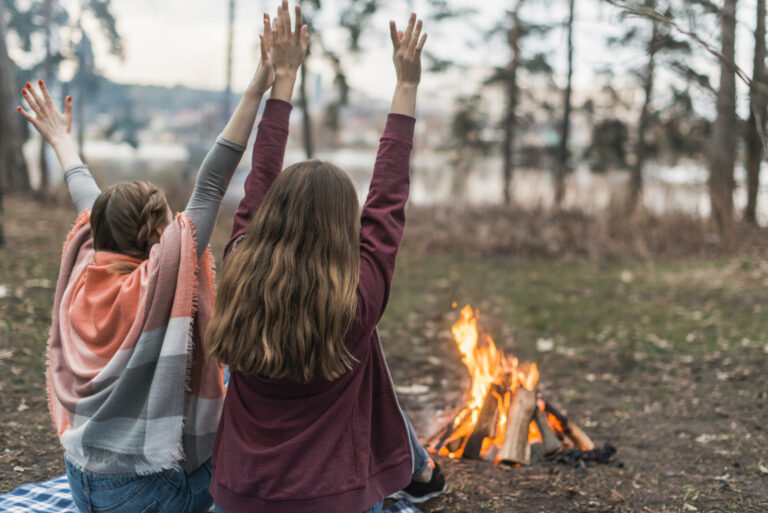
[439,305,544,459]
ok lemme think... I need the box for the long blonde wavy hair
[207,160,360,382]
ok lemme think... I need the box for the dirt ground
[1,194,767,512]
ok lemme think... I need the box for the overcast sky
[19,0,762,113]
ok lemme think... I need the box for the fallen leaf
[536,338,554,352]
[610,489,626,503]
[395,384,430,395]
[23,278,51,288]
[17,399,29,412]
[758,463,768,475]
[13,466,27,472]
[0,349,14,360]
[683,504,698,512]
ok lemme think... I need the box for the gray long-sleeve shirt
[63,136,245,259]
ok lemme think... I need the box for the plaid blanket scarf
[47,209,225,475]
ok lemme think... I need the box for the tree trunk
[554,0,575,207]
[299,57,314,158]
[502,8,521,205]
[708,0,738,232]
[38,0,54,193]
[0,5,31,194]
[223,0,235,124]
[630,13,659,213]
[745,0,766,224]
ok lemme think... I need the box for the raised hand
[270,0,309,78]
[18,80,82,170]
[18,80,73,146]
[388,14,427,117]
[247,14,277,97]
[390,14,428,86]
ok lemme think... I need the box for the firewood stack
[426,305,596,465]
[428,387,594,465]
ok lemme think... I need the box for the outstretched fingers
[38,80,55,108]
[389,21,400,49]
[261,13,273,63]
[27,82,47,112]
[21,84,42,118]
[280,1,291,41]
[262,13,272,50]
[415,33,428,53]
[294,5,302,42]
[409,20,423,56]
[17,105,38,128]
[401,13,417,49]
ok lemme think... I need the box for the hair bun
[90,181,171,273]
[136,187,169,252]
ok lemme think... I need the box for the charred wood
[542,399,595,451]
[463,384,503,460]
[534,408,562,454]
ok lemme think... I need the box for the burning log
[445,436,465,454]
[565,422,594,451]
[534,408,562,455]
[462,383,503,460]
[542,400,595,451]
[427,422,458,453]
[499,388,537,465]
[430,306,606,466]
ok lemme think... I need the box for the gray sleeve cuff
[216,136,246,153]
[64,164,101,213]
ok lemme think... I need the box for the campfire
[428,305,596,465]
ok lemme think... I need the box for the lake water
[27,139,768,225]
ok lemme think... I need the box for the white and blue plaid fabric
[384,499,424,513]
[0,476,76,513]
[0,476,422,513]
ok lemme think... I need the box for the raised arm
[18,81,100,213]
[357,14,427,329]
[225,0,308,258]
[184,13,280,258]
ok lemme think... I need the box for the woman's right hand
[18,80,73,147]
[270,0,309,79]
[390,14,428,86]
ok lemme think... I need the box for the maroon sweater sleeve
[357,113,415,333]
[224,99,293,259]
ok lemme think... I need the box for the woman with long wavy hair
[206,7,445,513]
[17,12,285,512]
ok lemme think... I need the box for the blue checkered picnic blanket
[0,475,76,513]
[0,475,422,513]
[385,499,423,513]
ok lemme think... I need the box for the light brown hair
[90,181,171,274]
[207,160,360,382]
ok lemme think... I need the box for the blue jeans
[65,458,213,513]
[213,411,429,513]
[362,412,429,513]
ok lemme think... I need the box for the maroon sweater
[210,99,416,513]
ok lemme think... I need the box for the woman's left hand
[247,13,276,97]
[18,80,73,147]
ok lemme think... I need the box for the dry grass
[403,203,768,259]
